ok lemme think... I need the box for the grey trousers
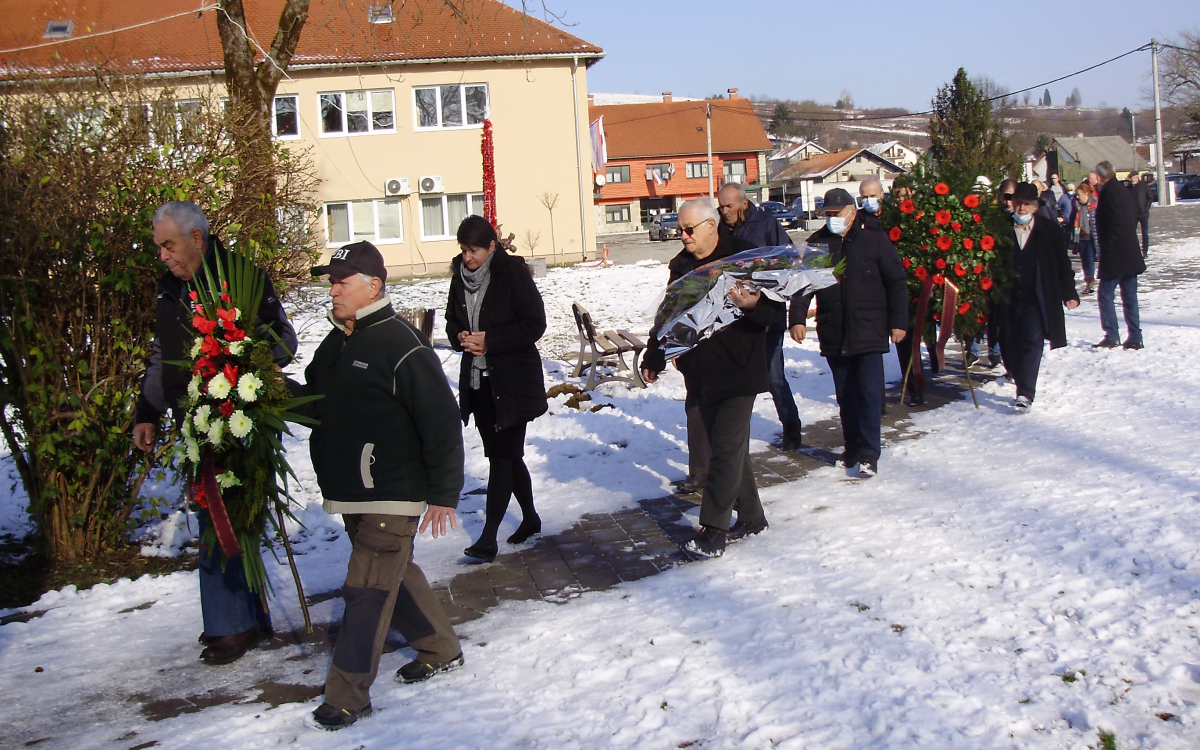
[698,395,765,531]
[324,514,461,711]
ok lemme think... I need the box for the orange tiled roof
[0,0,603,77]
[589,98,772,160]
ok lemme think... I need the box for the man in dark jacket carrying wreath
[293,241,465,730]
[792,188,908,477]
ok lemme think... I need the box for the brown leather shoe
[199,626,265,665]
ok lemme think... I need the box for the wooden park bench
[397,308,436,340]
[570,302,647,391]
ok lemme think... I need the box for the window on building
[723,159,747,176]
[605,165,630,184]
[272,95,299,139]
[685,161,709,179]
[414,84,489,129]
[646,163,672,182]
[324,199,403,246]
[318,90,395,135]
[605,204,631,223]
[367,4,393,23]
[420,193,484,239]
[44,20,72,38]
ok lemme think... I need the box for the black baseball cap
[1012,182,1039,203]
[822,188,856,212]
[311,241,387,281]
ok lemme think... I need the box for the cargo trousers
[324,513,461,711]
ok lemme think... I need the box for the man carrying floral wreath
[133,201,297,665]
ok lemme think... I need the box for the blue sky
[510,0,1194,111]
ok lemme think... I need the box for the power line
[0,6,218,55]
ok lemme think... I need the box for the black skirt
[468,376,528,459]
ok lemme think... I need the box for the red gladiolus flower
[192,314,218,335]
[900,199,915,214]
[934,183,950,195]
[188,290,199,301]
[963,194,980,209]
[223,363,239,386]
[973,264,984,274]
[194,357,217,378]
[977,313,987,325]
[981,235,995,251]
[972,213,982,224]
[981,277,993,290]
[222,280,229,290]
[901,257,912,268]
[936,235,953,251]
[216,307,239,330]
[954,263,967,277]
[888,226,902,241]
[220,401,235,418]
[935,210,952,226]
[914,266,928,280]
[929,226,941,236]
[200,336,222,357]
[957,302,971,315]
[225,326,247,342]
[933,273,945,286]
[951,222,962,232]
[935,258,947,270]
[963,237,975,250]
[220,292,231,303]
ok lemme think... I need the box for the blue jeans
[827,352,884,460]
[1077,235,1097,280]
[1098,274,1142,345]
[197,511,271,637]
[764,325,802,441]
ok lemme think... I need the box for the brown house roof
[589,98,772,160]
[773,148,905,182]
[0,0,603,77]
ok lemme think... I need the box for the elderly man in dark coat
[1093,161,1146,350]
[997,183,1080,409]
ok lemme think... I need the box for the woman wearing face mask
[1073,183,1099,294]
[446,216,549,562]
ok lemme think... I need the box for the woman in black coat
[446,216,548,562]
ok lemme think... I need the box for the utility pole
[1152,39,1171,206]
[706,103,714,202]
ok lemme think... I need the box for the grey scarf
[461,253,494,390]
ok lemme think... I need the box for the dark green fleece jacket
[295,299,464,516]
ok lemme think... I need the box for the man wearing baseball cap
[293,241,466,730]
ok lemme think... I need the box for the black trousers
[697,395,764,531]
[827,353,885,460]
[999,305,1045,401]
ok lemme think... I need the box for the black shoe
[685,525,726,557]
[988,353,1001,368]
[506,517,541,545]
[1092,338,1119,349]
[780,435,802,451]
[396,653,464,684]
[199,626,265,665]
[835,451,859,469]
[311,702,372,731]
[905,390,924,406]
[727,517,768,542]
[674,476,706,494]
[463,541,497,562]
[964,351,979,368]
[1122,340,1144,350]
[857,457,879,478]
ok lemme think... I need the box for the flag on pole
[589,116,607,172]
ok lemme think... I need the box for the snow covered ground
[3,220,1200,749]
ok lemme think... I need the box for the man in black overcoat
[1093,161,1146,350]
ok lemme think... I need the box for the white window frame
[272,94,301,140]
[323,199,404,247]
[412,84,489,131]
[605,204,631,224]
[724,159,747,177]
[419,192,485,240]
[318,89,397,138]
[605,164,630,184]
[685,161,709,179]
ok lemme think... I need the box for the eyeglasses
[679,218,713,236]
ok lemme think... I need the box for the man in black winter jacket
[1094,162,1146,349]
[1130,172,1151,258]
[294,242,465,730]
[642,199,782,557]
[133,201,296,666]
[792,189,908,476]
[718,183,802,450]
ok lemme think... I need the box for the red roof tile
[0,0,603,77]
[589,98,772,160]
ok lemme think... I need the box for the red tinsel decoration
[481,118,497,229]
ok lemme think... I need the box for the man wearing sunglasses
[641,199,781,557]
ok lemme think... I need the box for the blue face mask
[1013,212,1033,225]
[861,196,880,214]
[826,216,848,235]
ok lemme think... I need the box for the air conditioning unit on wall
[419,176,444,194]
[384,177,410,196]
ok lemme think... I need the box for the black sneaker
[685,525,726,557]
[857,457,879,478]
[727,517,768,542]
[1091,338,1119,349]
[1122,340,1144,350]
[396,653,464,684]
[310,702,372,731]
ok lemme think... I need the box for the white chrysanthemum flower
[193,404,212,432]
[217,470,242,489]
[181,416,193,438]
[227,340,245,357]
[237,372,263,403]
[228,410,253,439]
[187,376,202,402]
[190,339,203,358]
[207,417,225,446]
[207,373,232,400]
[185,437,201,463]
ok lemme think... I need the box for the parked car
[1147,172,1191,202]
[759,201,799,229]
[648,212,679,241]
[1177,175,1200,200]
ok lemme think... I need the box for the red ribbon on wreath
[481,118,497,230]
[192,449,243,558]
